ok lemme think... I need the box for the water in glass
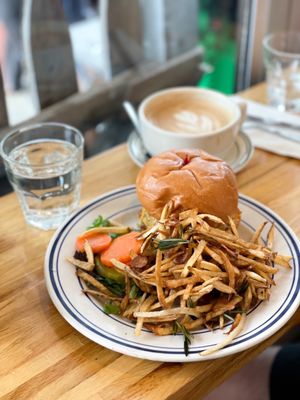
[7,139,82,230]
[263,32,300,111]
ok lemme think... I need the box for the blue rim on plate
[44,185,300,362]
[127,130,254,173]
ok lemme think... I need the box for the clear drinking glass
[263,31,300,111]
[0,123,84,230]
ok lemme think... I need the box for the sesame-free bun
[136,149,240,223]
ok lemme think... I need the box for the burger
[136,148,240,225]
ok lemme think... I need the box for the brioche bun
[136,149,240,223]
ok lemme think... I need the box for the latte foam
[144,92,232,135]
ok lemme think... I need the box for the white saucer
[127,130,254,173]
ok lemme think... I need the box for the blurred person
[0,0,23,91]
[0,0,96,91]
[205,342,300,400]
[62,0,96,23]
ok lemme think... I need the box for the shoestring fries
[68,201,292,356]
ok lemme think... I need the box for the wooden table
[1,83,300,400]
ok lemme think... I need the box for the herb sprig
[155,238,189,250]
[92,272,125,297]
[88,215,122,239]
[87,215,110,229]
[173,321,192,356]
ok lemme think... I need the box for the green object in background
[199,42,236,94]
[197,4,237,95]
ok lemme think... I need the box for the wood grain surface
[1,83,300,400]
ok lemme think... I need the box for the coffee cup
[138,87,246,157]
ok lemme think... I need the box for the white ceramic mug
[138,87,246,157]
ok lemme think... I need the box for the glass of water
[263,31,300,111]
[0,123,84,230]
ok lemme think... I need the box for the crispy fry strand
[204,245,223,264]
[82,289,122,301]
[197,214,226,226]
[214,248,236,288]
[197,260,222,272]
[181,240,206,277]
[69,203,292,357]
[120,272,130,312]
[237,255,278,274]
[183,283,194,301]
[251,221,268,244]
[166,275,202,289]
[135,295,156,335]
[80,226,129,236]
[267,223,275,248]
[67,256,94,272]
[83,240,94,265]
[155,250,168,308]
[228,216,239,237]
[273,254,292,269]
[243,285,252,312]
[134,307,201,319]
[212,280,236,294]
[77,269,114,296]
[200,313,246,356]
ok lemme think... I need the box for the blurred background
[0,0,299,194]
[2,0,299,124]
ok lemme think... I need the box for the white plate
[127,130,254,173]
[44,185,300,362]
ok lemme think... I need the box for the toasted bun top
[136,149,240,223]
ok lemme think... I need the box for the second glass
[0,123,84,230]
[263,31,300,111]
